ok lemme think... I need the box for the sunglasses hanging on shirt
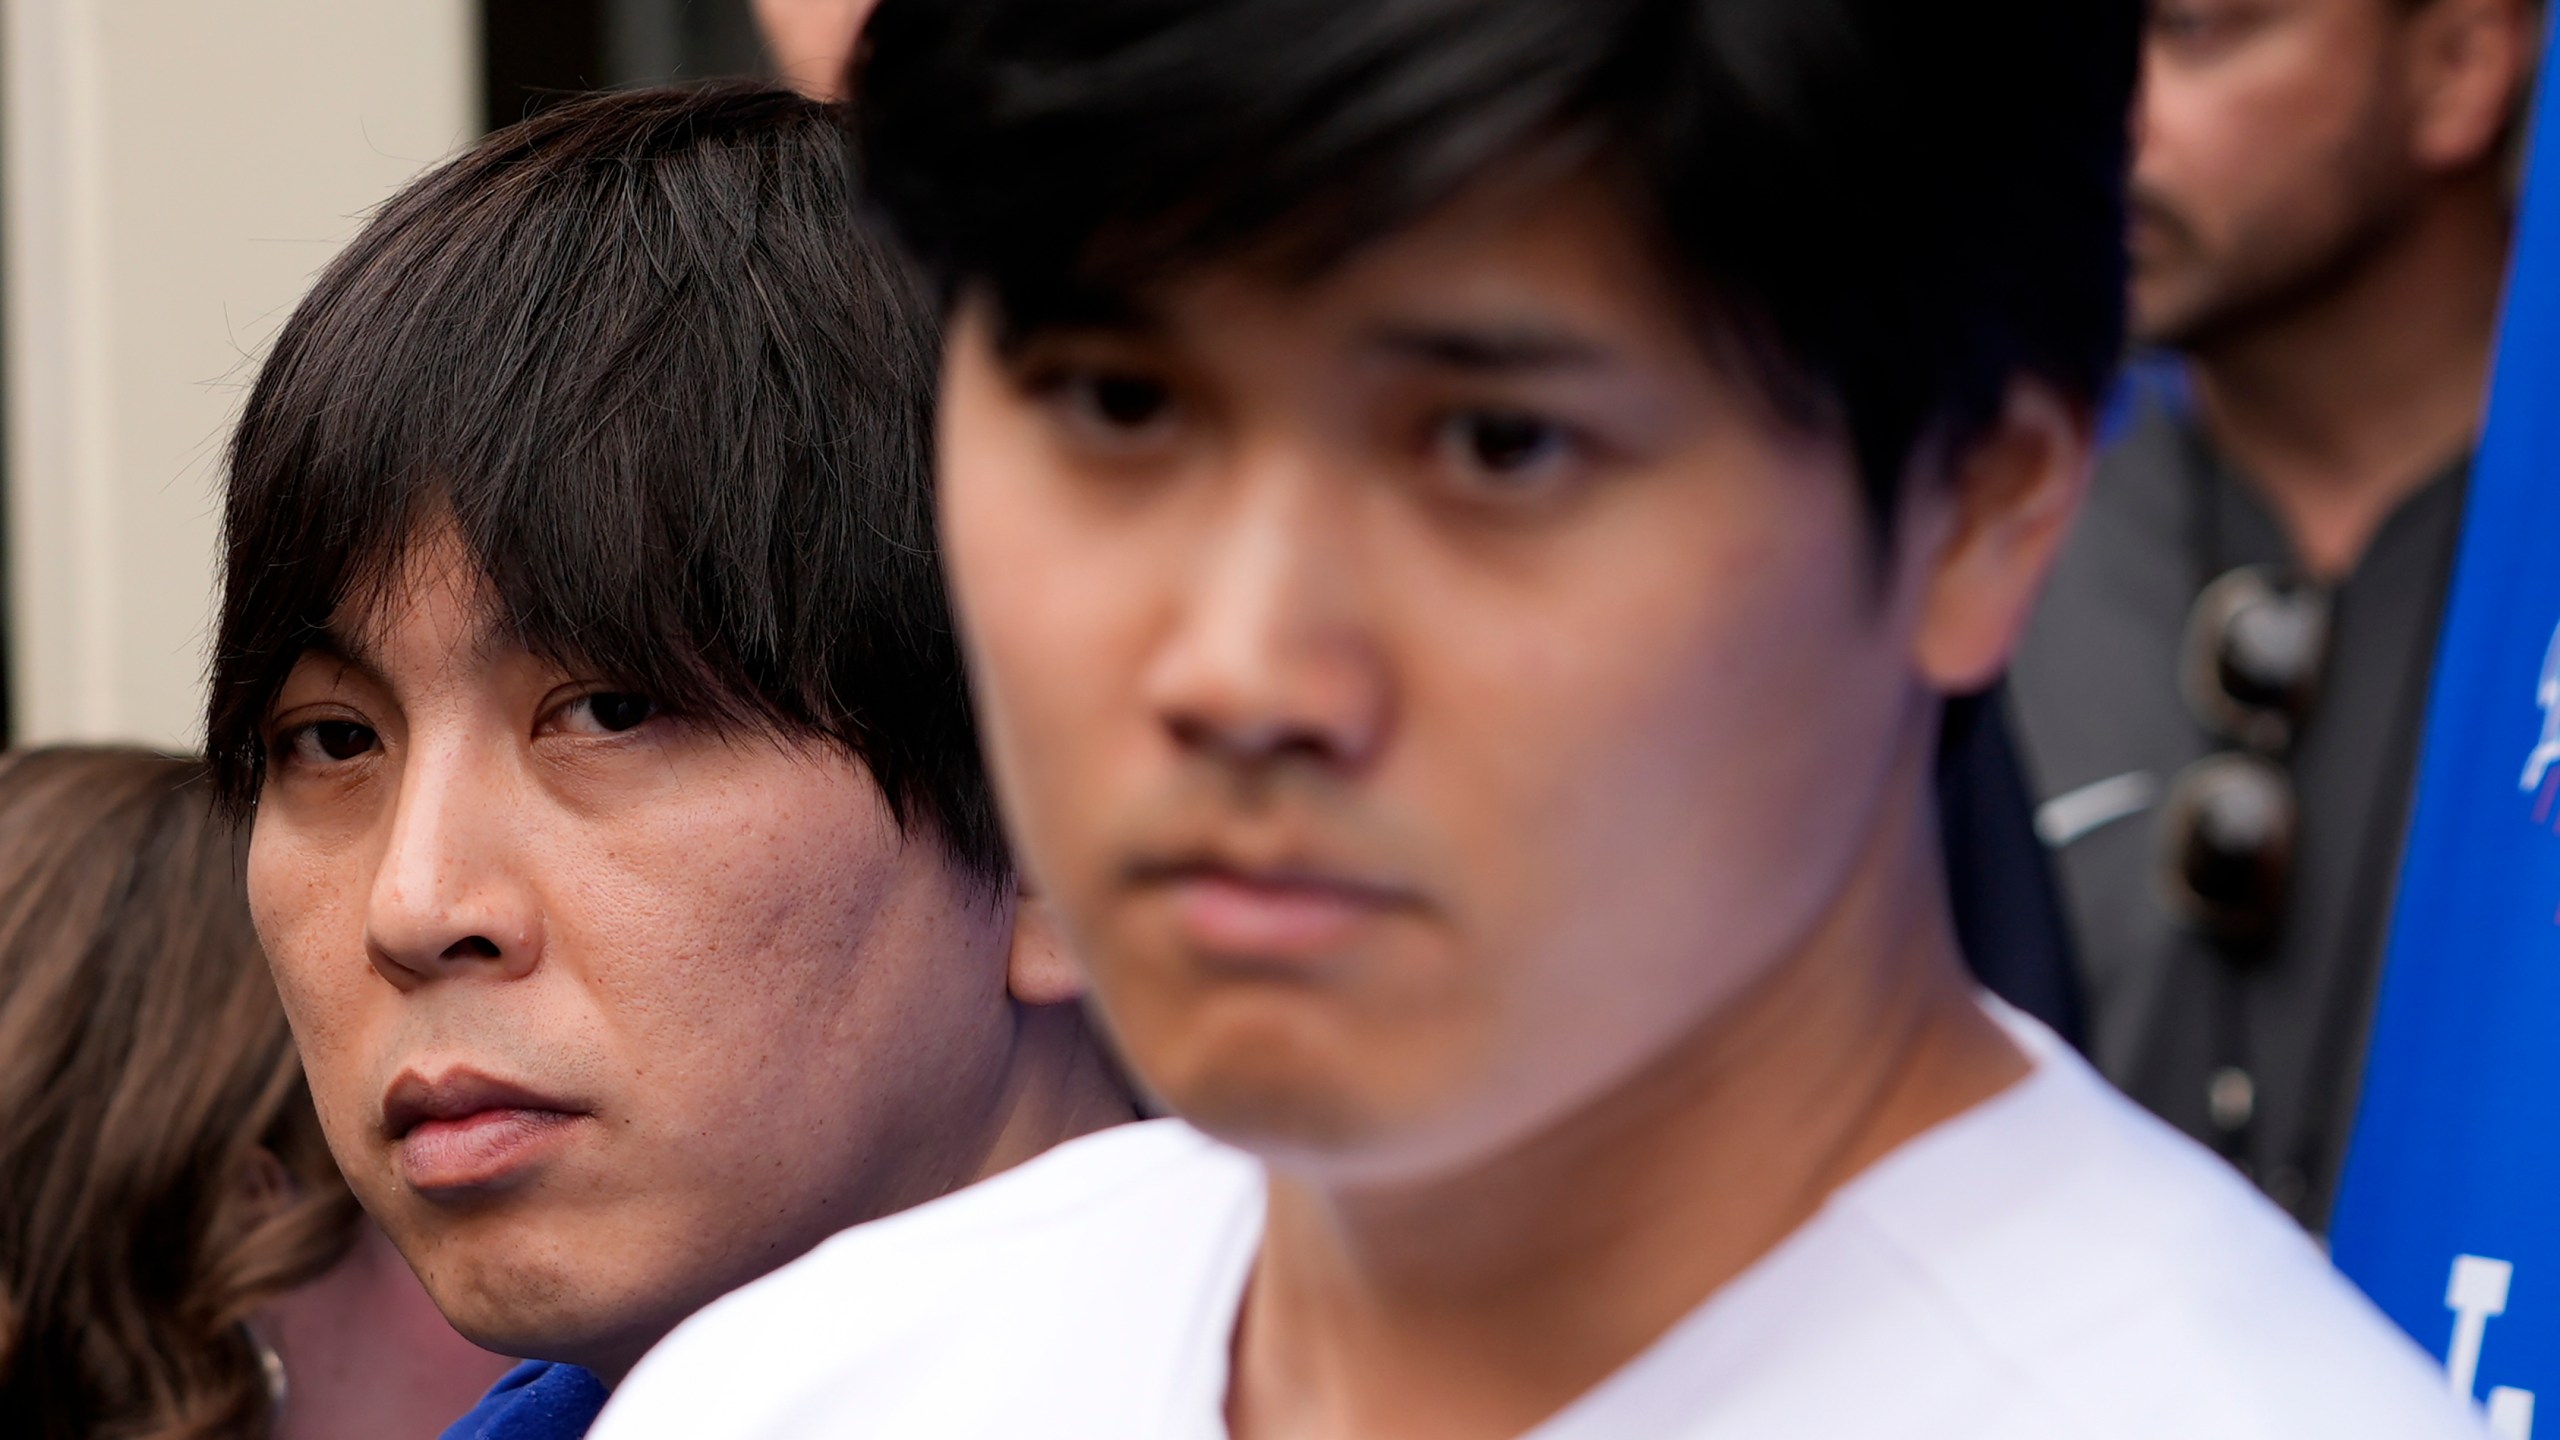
[2159,565,2334,953]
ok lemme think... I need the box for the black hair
[853,0,2142,529]
[207,82,1004,880]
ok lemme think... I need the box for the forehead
[2163,0,2402,41]
[312,519,516,683]
[1049,172,1707,366]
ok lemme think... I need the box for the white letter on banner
[2448,1255,2538,1437]
[2490,1388,2536,1440]
[2521,621,2560,793]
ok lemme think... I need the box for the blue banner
[2329,25,2560,1439]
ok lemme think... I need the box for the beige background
[4,0,478,750]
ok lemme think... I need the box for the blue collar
[440,1361,610,1440]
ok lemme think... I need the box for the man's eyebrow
[286,605,506,696]
[995,294,1166,354]
[293,629,386,688]
[1359,320,1620,374]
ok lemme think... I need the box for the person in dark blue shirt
[203,84,1139,1437]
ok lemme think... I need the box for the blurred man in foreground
[598,3,2483,1436]
[2012,0,2541,1225]
[208,85,1133,1438]
[767,0,2087,1051]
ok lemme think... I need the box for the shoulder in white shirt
[594,1010,2487,1440]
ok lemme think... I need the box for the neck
[2184,176,2508,578]
[1227,738,2028,1440]
[971,998,1142,1183]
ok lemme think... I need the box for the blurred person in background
[2012,0,2543,1226]
[598,2,2479,1436]
[0,746,508,1440]
[206,85,1134,1439]
[752,0,879,100]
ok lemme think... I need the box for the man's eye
[1049,370,1176,436]
[559,692,659,735]
[2149,3,2237,49]
[1435,409,1582,488]
[286,720,378,765]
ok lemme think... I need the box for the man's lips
[1135,860,1424,959]
[382,1068,590,1195]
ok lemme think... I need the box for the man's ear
[1004,885,1086,1008]
[1910,378,2092,695]
[2405,0,2536,175]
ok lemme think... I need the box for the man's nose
[1141,455,1392,775]
[365,746,543,989]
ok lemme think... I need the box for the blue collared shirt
[442,1361,610,1440]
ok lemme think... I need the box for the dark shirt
[442,1361,610,1440]
[2010,385,2467,1227]
[1941,688,2085,1045]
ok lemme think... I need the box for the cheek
[579,786,891,1035]
[573,760,1002,1123]
[2153,42,2394,233]
[246,817,404,1188]
[246,818,377,1062]
[578,761,1020,1225]
[1417,458,1909,1013]
[939,389,1145,891]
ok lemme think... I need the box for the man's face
[248,527,1019,1379]
[2130,0,2428,348]
[938,179,1960,1187]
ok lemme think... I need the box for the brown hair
[0,747,360,1439]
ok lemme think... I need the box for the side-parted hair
[0,747,359,1440]
[207,83,1003,879]
[853,0,2143,531]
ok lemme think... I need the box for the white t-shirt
[594,1008,2486,1439]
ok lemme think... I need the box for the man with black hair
[206,84,1135,1438]
[601,5,2482,1437]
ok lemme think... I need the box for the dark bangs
[209,83,1003,879]
[855,0,2139,527]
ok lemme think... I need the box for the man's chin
[406,1236,670,1380]
[1169,1063,1546,1194]
[1175,1074,1378,1160]
[2126,270,2221,353]
[2130,245,2348,358]
[433,1291,657,1384]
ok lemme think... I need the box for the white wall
[3,0,478,750]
